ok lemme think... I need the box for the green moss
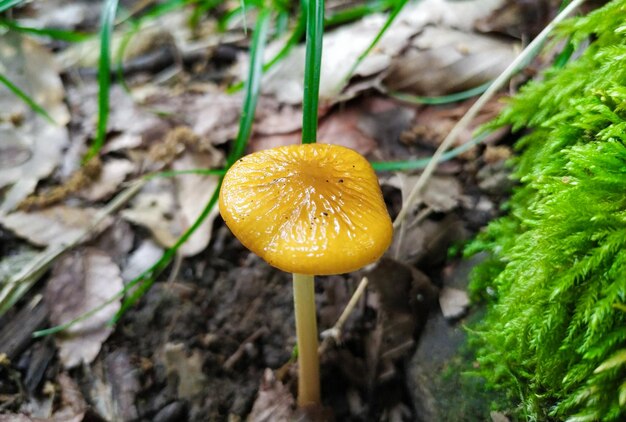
[467,1,626,420]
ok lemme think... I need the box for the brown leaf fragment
[0,206,113,247]
[248,369,295,422]
[163,343,208,401]
[52,373,87,422]
[121,240,164,283]
[0,33,70,213]
[122,151,222,257]
[438,287,470,319]
[45,248,123,369]
[384,27,517,96]
[79,159,136,202]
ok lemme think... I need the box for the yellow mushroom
[219,143,392,407]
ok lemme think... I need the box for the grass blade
[0,73,56,124]
[0,0,22,13]
[228,3,306,94]
[0,20,91,42]
[336,0,408,92]
[84,0,119,162]
[371,131,490,172]
[301,0,324,144]
[385,81,493,105]
[227,8,271,165]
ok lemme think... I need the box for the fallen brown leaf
[45,248,123,369]
[163,343,208,401]
[79,159,136,202]
[0,33,70,213]
[0,206,113,247]
[248,369,295,422]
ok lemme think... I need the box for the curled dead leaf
[0,206,113,247]
[45,248,123,369]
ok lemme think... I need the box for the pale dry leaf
[121,150,222,256]
[189,91,242,144]
[51,373,87,422]
[438,286,470,319]
[121,240,164,283]
[0,33,70,213]
[255,0,505,105]
[248,369,295,422]
[251,105,378,155]
[384,174,462,213]
[172,152,221,256]
[121,179,180,248]
[163,343,208,400]
[45,248,123,369]
[0,206,114,247]
[79,159,136,201]
[384,26,517,95]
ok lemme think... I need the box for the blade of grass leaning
[371,131,490,172]
[335,0,408,93]
[0,0,22,13]
[0,73,57,124]
[0,20,91,42]
[384,80,493,105]
[301,0,324,144]
[227,1,306,94]
[392,0,587,230]
[84,0,119,163]
[324,0,392,27]
[115,7,270,321]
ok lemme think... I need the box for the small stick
[319,277,369,355]
[223,327,269,371]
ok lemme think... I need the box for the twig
[223,327,269,370]
[319,277,369,355]
[391,0,586,231]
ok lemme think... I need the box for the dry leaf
[0,206,113,247]
[122,151,221,257]
[45,248,122,369]
[121,240,164,283]
[79,159,136,201]
[172,152,221,256]
[255,0,506,105]
[0,33,70,213]
[163,343,208,400]
[384,174,463,213]
[384,27,517,96]
[438,287,470,319]
[251,105,378,155]
[248,369,295,422]
[121,179,179,247]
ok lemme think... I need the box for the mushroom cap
[219,143,392,275]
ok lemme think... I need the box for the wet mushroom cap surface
[219,143,393,275]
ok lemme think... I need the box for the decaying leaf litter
[0,0,573,420]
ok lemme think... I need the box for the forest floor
[0,0,569,421]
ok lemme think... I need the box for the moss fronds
[467,1,626,420]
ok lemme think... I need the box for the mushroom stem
[292,273,321,407]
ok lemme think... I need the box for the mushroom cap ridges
[219,143,393,275]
